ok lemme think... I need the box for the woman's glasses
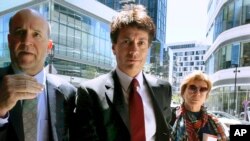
[187,84,208,94]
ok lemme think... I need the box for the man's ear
[112,45,116,55]
[48,40,53,49]
[7,34,11,49]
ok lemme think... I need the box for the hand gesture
[0,74,44,117]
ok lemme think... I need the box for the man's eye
[13,30,25,36]
[120,40,130,47]
[34,32,41,38]
[123,40,130,44]
[138,41,148,48]
[138,41,145,45]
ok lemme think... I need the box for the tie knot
[131,78,139,91]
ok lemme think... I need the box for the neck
[184,103,201,112]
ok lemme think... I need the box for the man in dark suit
[75,5,172,141]
[0,9,76,141]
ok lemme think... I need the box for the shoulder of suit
[80,72,111,88]
[46,74,76,100]
[46,73,75,88]
[144,73,170,87]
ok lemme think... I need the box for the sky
[0,0,32,12]
[0,0,207,44]
[166,0,209,44]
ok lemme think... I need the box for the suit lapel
[46,76,65,141]
[104,71,130,129]
[143,74,170,140]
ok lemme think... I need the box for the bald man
[0,9,76,141]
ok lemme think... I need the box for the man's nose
[20,33,33,46]
[129,41,139,50]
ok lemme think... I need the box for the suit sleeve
[0,123,18,141]
[0,125,8,141]
[163,82,173,123]
[72,86,100,141]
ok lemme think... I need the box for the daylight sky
[0,0,32,12]
[0,0,208,44]
[166,0,208,44]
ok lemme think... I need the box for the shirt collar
[12,65,46,85]
[115,67,143,92]
[33,69,46,85]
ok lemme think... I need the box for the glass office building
[98,0,168,78]
[0,0,117,84]
[205,0,250,115]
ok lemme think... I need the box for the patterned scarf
[171,104,227,141]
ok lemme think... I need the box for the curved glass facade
[207,0,250,42]
[0,1,115,80]
[205,0,250,115]
[207,85,250,115]
[206,41,250,73]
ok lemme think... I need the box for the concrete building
[0,0,117,85]
[168,41,208,93]
[205,0,250,115]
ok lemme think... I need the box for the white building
[168,41,209,93]
[204,0,250,115]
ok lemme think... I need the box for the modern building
[205,0,250,115]
[0,0,117,85]
[98,0,168,78]
[168,41,208,93]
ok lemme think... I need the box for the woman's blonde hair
[180,70,212,97]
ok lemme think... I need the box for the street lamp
[233,64,240,115]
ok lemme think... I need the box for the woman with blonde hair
[171,71,227,141]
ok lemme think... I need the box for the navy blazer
[0,66,76,141]
[75,70,172,141]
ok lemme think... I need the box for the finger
[7,74,37,81]
[17,92,40,100]
[14,82,44,93]
[15,79,44,91]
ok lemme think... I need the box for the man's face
[8,10,51,75]
[112,26,150,77]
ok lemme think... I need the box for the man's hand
[0,74,44,117]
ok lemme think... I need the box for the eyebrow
[12,27,43,34]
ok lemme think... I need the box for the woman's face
[182,80,209,112]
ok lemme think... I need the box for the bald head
[9,9,50,37]
[8,8,52,75]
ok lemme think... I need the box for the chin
[18,63,35,69]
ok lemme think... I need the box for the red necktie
[129,78,146,141]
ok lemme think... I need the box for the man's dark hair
[110,5,155,44]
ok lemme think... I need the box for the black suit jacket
[0,66,77,141]
[75,71,172,141]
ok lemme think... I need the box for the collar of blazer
[104,70,161,104]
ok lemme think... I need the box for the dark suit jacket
[75,70,172,141]
[0,66,77,141]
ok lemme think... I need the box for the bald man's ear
[48,40,53,49]
[47,40,53,54]
[7,34,11,48]
[112,45,116,55]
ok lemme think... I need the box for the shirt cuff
[0,113,9,127]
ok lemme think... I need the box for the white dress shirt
[116,67,156,141]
